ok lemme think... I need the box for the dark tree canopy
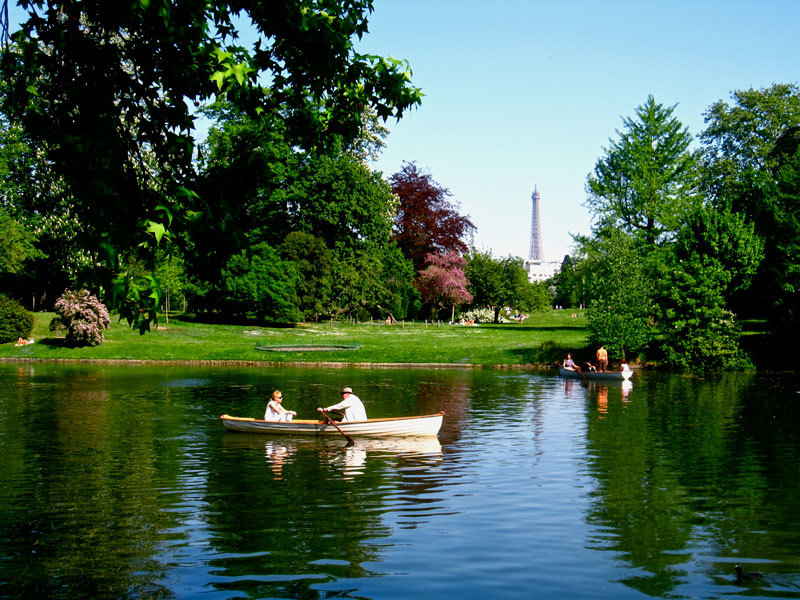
[390,162,475,271]
[700,85,800,334]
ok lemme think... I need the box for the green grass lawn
[0,310,592,366]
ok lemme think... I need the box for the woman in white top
[265,390,296,421]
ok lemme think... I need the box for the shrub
[50,289,110,346]
[0,295,34,343]
[459,308,495,323]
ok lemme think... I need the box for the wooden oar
[319,409,355,446]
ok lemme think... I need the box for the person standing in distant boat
[596,345,608,372]
[318,386,367,422]
[265,390,296,421]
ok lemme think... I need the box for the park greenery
[0,2,798,370]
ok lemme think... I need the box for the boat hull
[558,366,633,381]
[220,412,444,437]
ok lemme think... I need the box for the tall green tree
[328,241,417,321]
[153,249,186,324]
[585,95,700,246]
[0,113,86,307]
[0,209,35,274]
[279,231,332,321]
[222,242,300,323]
[583,230,654,360]
[701,84,800,198]
[551,254,586,308]
[656,206,762,370]
[700,85,800,337]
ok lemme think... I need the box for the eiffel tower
[524,185,558,282]
[528,185,543,262]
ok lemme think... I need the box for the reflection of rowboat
[220,433,443,455]
[220,412,444,437]
[558,366,633,381]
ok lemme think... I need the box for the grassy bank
[0,310,592,366]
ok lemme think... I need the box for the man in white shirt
[318,387,367,422]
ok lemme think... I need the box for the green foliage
[0,116,91,306]
[551,254,586,308]
[279,231,333,320]
[518,280,553,314]
[0,294,34,343]
[657,255,752,371]
[190,110,404,322]
[673,205,763,296]
[586,95,700,245]
[112,270,161,335]
[0,208,36,274]
[466,250,548,322]
[700,85,800,337]
[222,243,301,323]
[701,83,800,196]
[329,242,419,321]
[286,151,397,250]
[371,242,420,320]
[465,250,503,312]
[584,230,655,359]
[756,129,800,339]
[153,250,186,300]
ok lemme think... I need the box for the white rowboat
[220,412,444,437]
[558,366,633,381]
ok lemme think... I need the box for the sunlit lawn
[0,310,591,366]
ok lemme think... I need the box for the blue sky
[8,1,799,261]
[358,0,800,261]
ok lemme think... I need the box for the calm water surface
[1,363,800,599]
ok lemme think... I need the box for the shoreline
[0,357,549,370]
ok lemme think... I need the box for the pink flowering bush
[50,289,111,346]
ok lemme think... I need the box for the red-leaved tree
[390,162,476,271]
[417,252,473,321]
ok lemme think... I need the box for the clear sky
[357,0,800,262]
[7,1,799,262]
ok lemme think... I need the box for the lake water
[1,362,799,599]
